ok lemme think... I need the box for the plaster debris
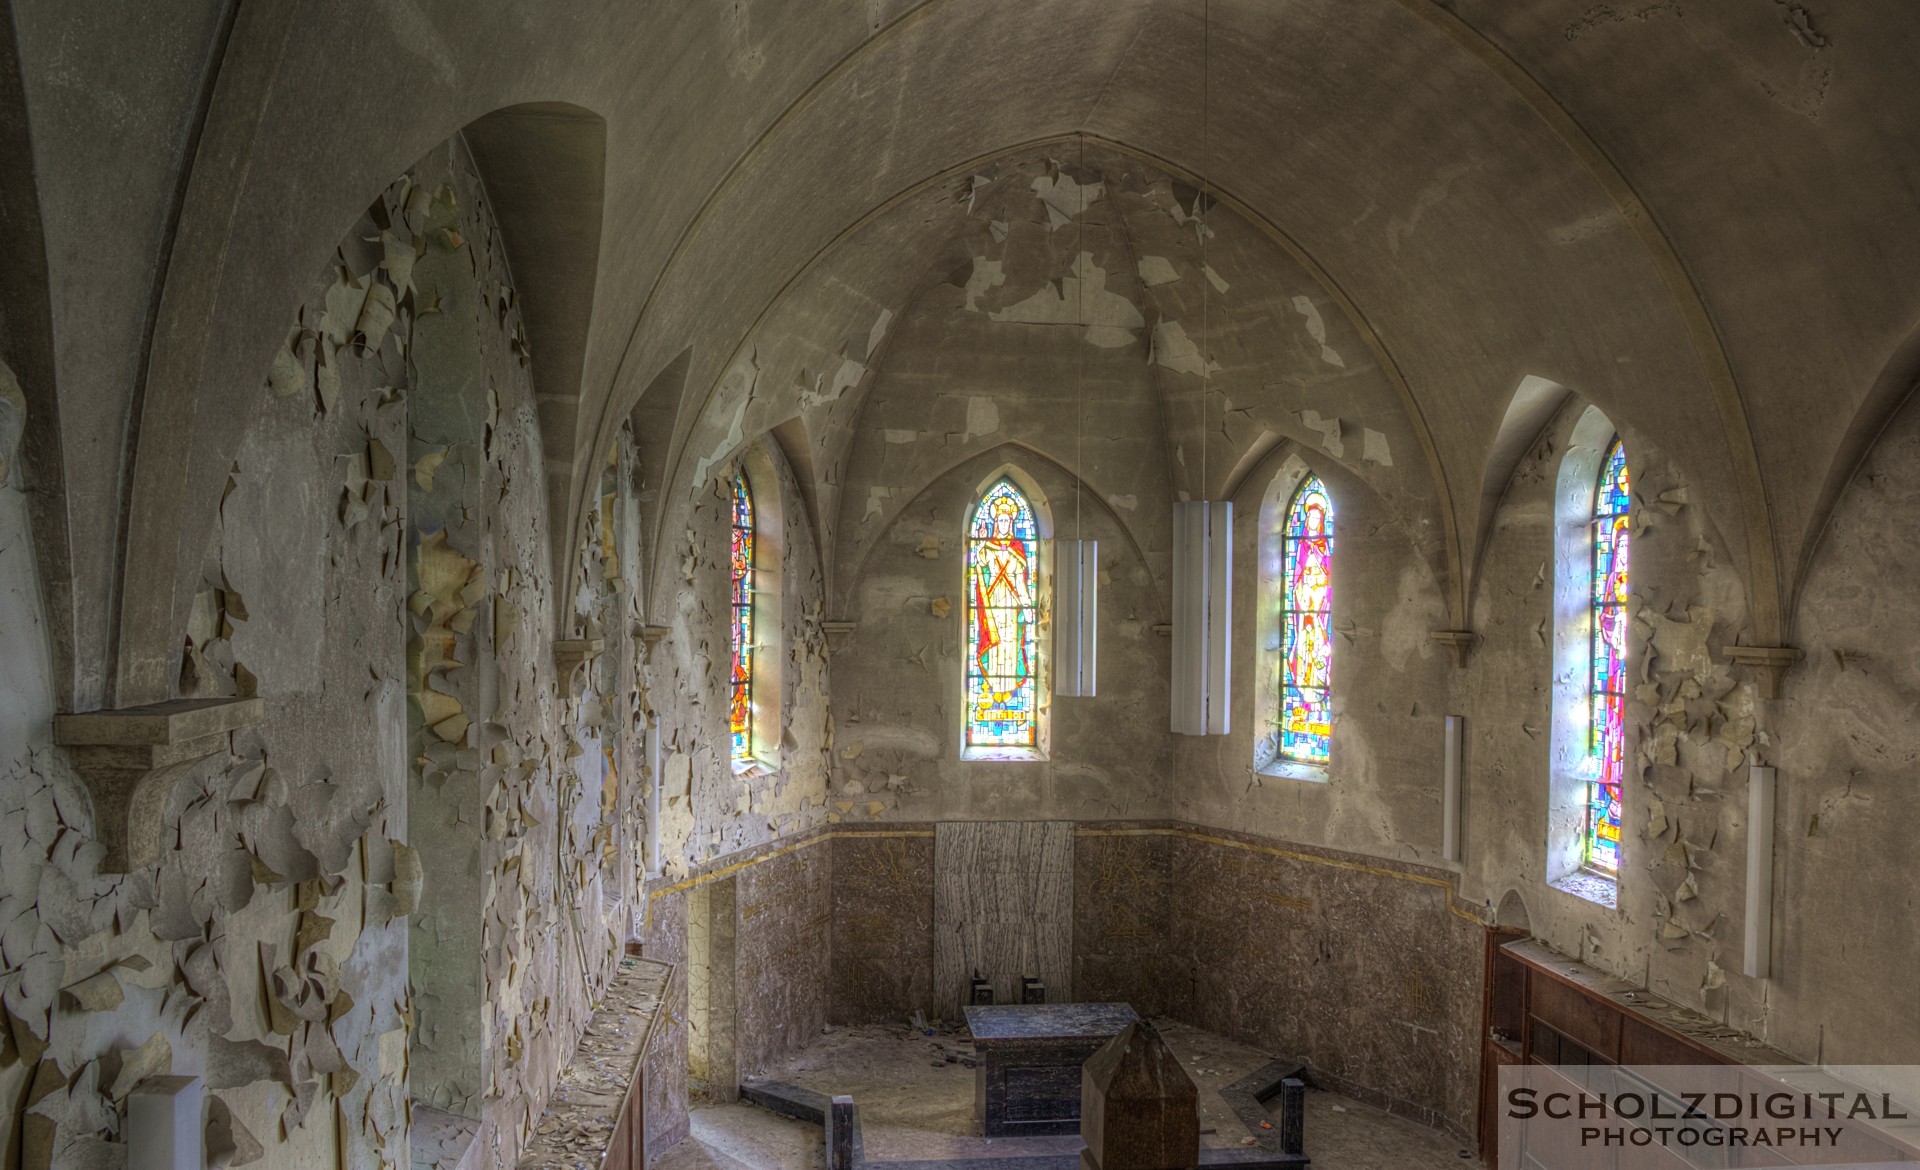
[884,429,919,444]
[1290,296,1346,368]
[989,253,1143,330]
[1296,410,1346,458]
[60,970,123,1012]
[1203,264,1230,294]
[1031,171,1103,229]
[692,351,758,487]
[866,308,895,361]
[1385,161,1472,256]
[1137,256,1181,286]
[1107,493,1138,512]
[1361,428,1393,467]
[964,397,1000,439]
[413,444,452,492]
[1148,320,1218,378]
[965,174,992,213]
[961,257,1006,312]
[1550,211,1621,245]
[799,355,867,412]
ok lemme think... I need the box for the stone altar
[964,1002,1141,1137]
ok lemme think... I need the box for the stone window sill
[1550,870,1618,910]
[1256,759,1330,783]
[961,746,1046,763]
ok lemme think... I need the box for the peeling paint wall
[1167,453,1454,858]
[1460,402,1770,1051]
[648,439,831,877]
[1769,394,1920,1066]
[832,451,1170,823]
[0,138,648,1170]
[637,831,833,1146]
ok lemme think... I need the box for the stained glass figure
[1280,476,1334,764]
[965,480,1041,749]
[729,470,755,763]
[1586,438,1630,874]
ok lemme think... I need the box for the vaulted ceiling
[6,0,1917,706]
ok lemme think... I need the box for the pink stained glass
[729,471,755,763]
[1280,476,1334,765]
[965,480,1040,749]
[1587,439,1629,874]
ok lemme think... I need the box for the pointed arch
[963,476,1046,758]
[1547,407,1625,905]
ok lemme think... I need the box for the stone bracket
[819,620,856,652]
[553,637,606,682]
[638,624,670,664]
[53,697,263,873]
[1723,644,1803,699]
[1430,628,1479,668]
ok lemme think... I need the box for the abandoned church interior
[2,1,1917,1167]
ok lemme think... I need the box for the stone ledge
[53,697,263,872]
[54,696,262,755]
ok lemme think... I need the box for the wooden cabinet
[1475,936,1798,1166]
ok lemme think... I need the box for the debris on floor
[514,957,672,1168]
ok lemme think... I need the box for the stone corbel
[1722,644,1803,700]
[820,620,856,652]
[553,638,606,684]
[638,625,670,664]
[1149,623,1173,638]
[1430,629,1479,669]
[53,697,264,872]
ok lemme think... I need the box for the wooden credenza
[1476,936,1801,1166]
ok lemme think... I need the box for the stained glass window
[1280,476,1334,765]
[728,470,755,764]
[1586,438,1630,874]
[965,480,1041,750]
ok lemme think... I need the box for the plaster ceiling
[8,0,1919,701]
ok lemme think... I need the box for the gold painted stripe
[651,823,1482,926]
[1075,825,1484,923]
[647,828,933,899]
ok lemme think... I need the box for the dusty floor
[652,1019,1474,1169]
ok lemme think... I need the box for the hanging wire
[1075,132,1087,542]
[1199,0,1212,499]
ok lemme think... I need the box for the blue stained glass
[1586,439,1629,874]
[729,471,755,763]
[1280,477,1334,764]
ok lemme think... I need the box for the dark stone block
[1079,1021,1199,1170]
[966,1003,1141,1137]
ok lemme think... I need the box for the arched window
[728,469,756,764]
[1585,438,1630,874]
[965,479,1042,753]
[1279,476,1335,765]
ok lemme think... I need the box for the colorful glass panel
[965,480,1041,749]
[1280,476,1334,764]
[729,471,755,763]
[1586,439,1630,873]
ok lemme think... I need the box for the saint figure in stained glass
[728,471,755,763]
[965,480,1041,749]
[1586,438,1630,873]
[1279,476,1334,764]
